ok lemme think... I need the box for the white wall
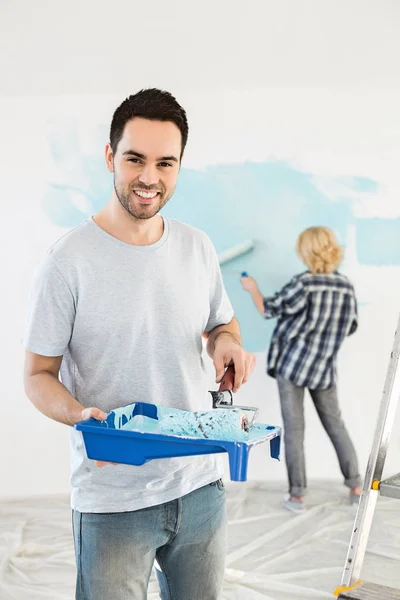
[1,0,399,94]
[2,0,400,497]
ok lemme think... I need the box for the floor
[1,481,399,599]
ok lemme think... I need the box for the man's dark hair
[110,88,189,158]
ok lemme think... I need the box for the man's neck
[93,199,164,246]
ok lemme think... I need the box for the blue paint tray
[75,402,281,482]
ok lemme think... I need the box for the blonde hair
[296,226,343,274]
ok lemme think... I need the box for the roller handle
[209,364,236,408]
[209,389,234,408]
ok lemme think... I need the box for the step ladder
[335,314,400,599]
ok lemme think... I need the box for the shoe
[282,494,306,514]
[350,492,361,506]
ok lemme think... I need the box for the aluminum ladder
[335,314,400,599]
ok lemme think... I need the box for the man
[24,88,255,600]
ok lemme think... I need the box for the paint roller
[218,240,254,277]
[218,239,254,266]
[121,403,254,439]
[208,389,258,430]
[208,343,257,430]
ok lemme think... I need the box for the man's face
[106,117,182,220]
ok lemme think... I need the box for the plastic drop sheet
[1,481,399,600]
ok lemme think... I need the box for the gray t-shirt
[24,216,234,512]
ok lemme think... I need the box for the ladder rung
[338,581,400,599]
[380,473,400,499]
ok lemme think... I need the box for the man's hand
[213,333,256,393]
[81,407,118,467]
[218,364,236,391]
[81,407,107,422]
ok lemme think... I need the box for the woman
[241,226,362,513]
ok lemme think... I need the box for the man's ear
[105,143,114,173]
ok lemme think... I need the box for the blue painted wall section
[42,122,394,351]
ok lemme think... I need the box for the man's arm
[24,351,106,426]
[202,316,242,356]
[203,317,256,393]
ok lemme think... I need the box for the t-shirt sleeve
[23,254,76,357]
[203,239,234,333]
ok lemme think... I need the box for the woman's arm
[240,275,306,319]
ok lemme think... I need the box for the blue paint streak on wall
[338,176,380,194]
[42,122,111,226]
[162,161,353,351]
[356,218,400,266]
[42,124,387,350]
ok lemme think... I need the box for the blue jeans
[72,479,227,600]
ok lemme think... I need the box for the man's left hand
[213,334,256,393]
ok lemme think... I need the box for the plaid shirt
[264,271,358,390]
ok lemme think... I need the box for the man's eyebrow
[122,150,145,159]
[122,150,179,163]
[158,155,179,163]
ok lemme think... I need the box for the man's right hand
[80,407,118,467]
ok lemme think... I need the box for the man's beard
[114,178,171,220]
